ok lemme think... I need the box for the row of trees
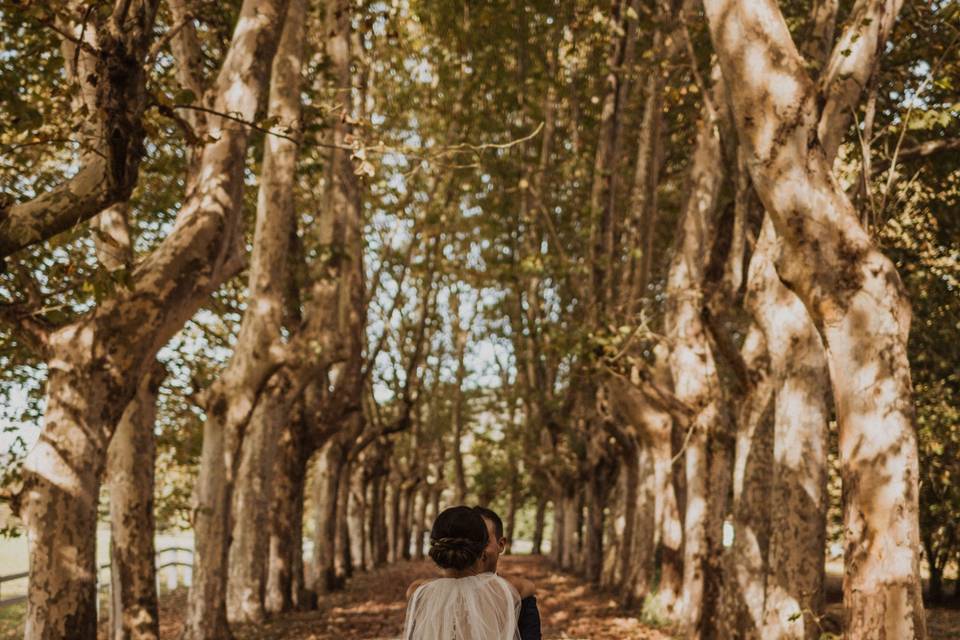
[1,1,957,639]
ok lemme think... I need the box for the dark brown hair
[428,506,489,571]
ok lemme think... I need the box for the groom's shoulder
[500,574,536,599]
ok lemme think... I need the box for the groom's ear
[498,537,507,552]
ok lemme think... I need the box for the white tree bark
[17,2,288,637]
[752,219,830,638]
[183,0,302,633]
[106,362,165,640]
[223,0,308,622]
[703,1,925,636]
[0,0,160,259]
[664,70,731,636]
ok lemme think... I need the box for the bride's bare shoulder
[405,578,434,599]
[500,575,536,599]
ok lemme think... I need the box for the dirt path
[227,555,675,639]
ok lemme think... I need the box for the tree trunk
[703,2,925,636]
[531,499,547,555]
[604,371,678,610]
[664,69,731,637]
[265,415,308,614]
[107,363,165,640]
[373,474,389,566]
[246,0,308,610]
[550,492,564,565]
[412,486,428,560]
[400,482,418,560]
[626,447,657,606]
[313,442,346,593]
[719,324,774,639]
[753,218,830,639]
[182,0,300,629]
[451,293,471,505]
[617,443,639,591]
[346,466,366,571]
[335,459,353,580]
[20,4,288,637]
[227,385,283,623]
[386,478,399,563]
[560,488,579,571]
[504,477,519,555]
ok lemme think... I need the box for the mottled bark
[704,1,925,636]
[227,0,306,622]
[227,385,283,623]
[719,324,774,639]
[182,0,298,634]
[664,69,731,637]
[0,0,159,259]
[753,219,830,638]
[19,2,288,638]
[106,363,165,640]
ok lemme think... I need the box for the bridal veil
[403,573,521,640]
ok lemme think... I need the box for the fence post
[181,548,192,587]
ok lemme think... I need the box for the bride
[403,506,534,640]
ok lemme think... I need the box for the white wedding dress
[403,573,521,640]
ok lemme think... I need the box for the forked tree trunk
[107,363,165,640]
[19,4,288,638]
[703,2,925,636]
[183,1,300,632]
[230,0,307,619]
[0,0,160,260]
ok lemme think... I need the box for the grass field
[0,530,193,599]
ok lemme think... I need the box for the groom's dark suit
[518,595,542,640]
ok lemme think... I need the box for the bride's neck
[442,565,484,579]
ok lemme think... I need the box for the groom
[473,506,542,640]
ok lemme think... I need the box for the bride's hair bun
[428,506,490,570]
[429,536,486,570]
